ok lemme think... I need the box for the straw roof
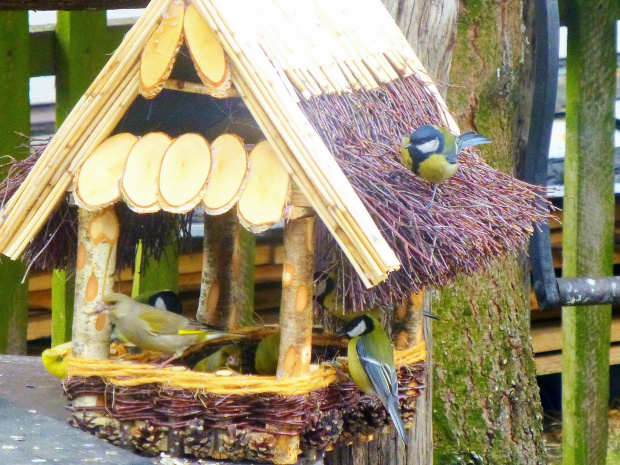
[0,0,443,287]
[0,0,547,299]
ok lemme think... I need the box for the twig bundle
[302,76,550,310]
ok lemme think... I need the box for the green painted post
[136,238,180,295]
[0,13,30,355]
[562,0,617,464]
[51,11,107,346]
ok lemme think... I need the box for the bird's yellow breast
[348,337,375,395]
[417,154,458,184]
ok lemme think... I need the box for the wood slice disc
[184,3,232,98]
[237,140,291,233]
[202,133,248,215]
[121,132,172,213]
[74,133,138,211]
[139,0,185,99]
[158,133,212,213]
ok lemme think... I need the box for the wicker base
[64,356,425,464]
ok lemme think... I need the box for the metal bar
[558,277,620,307]
[523,0,560,311]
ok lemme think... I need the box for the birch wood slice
[184,2,232,98]
[158,133,212,213]
[121,132,172,213]
[202,133,248,215]
[139,0,185,99]
[74,133,138,211]
[237,140,291,233]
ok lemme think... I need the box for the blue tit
[338,315,408,444]
[100,293,239,365]
[193,345,243,373]
[401,124,491,205]
[254,332,281,375]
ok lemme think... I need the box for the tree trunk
[562,0,616,463]
[432,1,547,463]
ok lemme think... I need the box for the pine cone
[217,426,248,461]
[183,419,215,459]
[130,421,167,456]
[246,432,277,462]
[302,409,343,451]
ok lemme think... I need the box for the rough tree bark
[431,1,547,463]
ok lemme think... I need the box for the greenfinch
[338,315,407,444]
[193,345,243,373]
[100,293,238,364]
[254,332,280,375]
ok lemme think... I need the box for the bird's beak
[405,142,414,150]
[335,327,347,338]
[94,300,110,314]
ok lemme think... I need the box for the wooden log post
[72,207,119,375]
[272,215,315,464]
[52,11,108,346]
[197,210,255,330]
[562,0,616,462]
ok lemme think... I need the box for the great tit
[135,289,183,315]
[100,293,238,364]
[315,273,439,320]
[193,345,243,373]
[41,341,73,378]
[338,315,408,444]
[254,332,281,375]
[401,124,491,205]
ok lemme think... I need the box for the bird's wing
[356,340,399,400]
[137,311,184,335]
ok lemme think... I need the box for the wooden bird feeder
[0,0,549,463]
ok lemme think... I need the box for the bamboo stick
[232,73,373,286]
[197,0,399,282]
[0,0,170,251]
[6,71,140,258]
[162,78,240,97]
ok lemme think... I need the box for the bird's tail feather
[458,132,491,150]
[387,396,408,445]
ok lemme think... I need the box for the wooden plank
[531,315,620,354]
[562,1,617,462]
[535,344,620,376]
[0,0,148,9]
[0,12,30,355]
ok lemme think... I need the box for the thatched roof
[0,0,548,302]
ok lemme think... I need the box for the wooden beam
[562,0,617,462]
[0,12,30,355]
[0,0,148,9]
[535,344,620,376]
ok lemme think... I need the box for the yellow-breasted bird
[100,293,239,365]
[193,345,243,373]
[401,124,491,205]
[41,341,73,378]
[315,273,439,320]
[254,332,281,375]
[337,315,408,444]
